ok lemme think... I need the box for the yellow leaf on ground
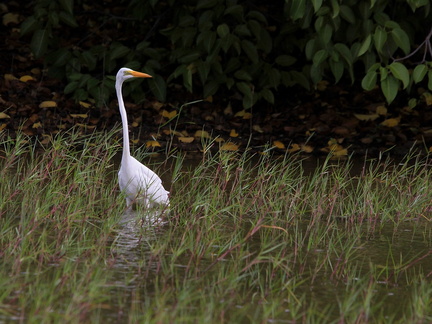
[354,113,379,121]
[131,121,139,127]
[3,13,20,25]
[20,75,35,82]
[423,92,432,106]
[131,138,139,144]
[230,129,239,137]
[162,110,177,119]
[39,101,57,108]
[151,101,164,110]
[32,122,42,129]
[146,140,161,148]
[179,136,194,143]
[79,101,92,108]
[215,137,225,143]
[220,142,239,151]
[317,80,328,91]
[234,110,252,119]
[0,124,7,131]
[301,144,314,153]
[194,130,211,138]
[224,103,233,115]
[204,96,213,102]
[288,143,300,153]
[70,114,88,118]
[4,74,17,81]
[252,124,263,133]
[376,105,387,115]
[0,112,10,119]
[332,148,348,156]
[273,140,285,149]
[381,117,400,127]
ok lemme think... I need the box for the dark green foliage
[21,0,432,106]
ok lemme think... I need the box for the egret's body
[116,67,169,208]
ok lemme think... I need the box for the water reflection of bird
[115,67,170,209]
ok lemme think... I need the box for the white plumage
[115,67,169,208]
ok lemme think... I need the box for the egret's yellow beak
[129,70,152,78]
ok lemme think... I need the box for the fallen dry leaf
[354,113,379,121]
[220,142,239,151]
[146,140,161,148]
[288,143,301,153]
[178,136,194,143]
[301,144,314,153]
[380,117,400,127]
[79,101,92,108]
[273,140,285,149]
[376,105,387,115]
[40,101,57,108]
[162,110,177,119]
[230,129,239,137]
[0,112,10,119]
[19,75,35,82]
[194,130,211,138]
[70,114,88,118]
[235,110,252,119]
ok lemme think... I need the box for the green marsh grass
[0,129,432,323]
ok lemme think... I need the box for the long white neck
[116,79,131,160]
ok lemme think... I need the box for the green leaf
[305,39,316,60]
[312,0,323,12]
[330,60,344,83]
[148,75,166,101]
[258,27,272,53]
[289,71,310,90]
[217,24,230,38]
[267,68,281,88]
[236,82,252,96]
[381,75,399,103]
[224,4,243,20]
[319,24,333,45]
[59,11,78,27]
[31,29,49,58]
[234,70,252,81]
[198,31,216,53]
[241,40,259,63]
[109,44,130,60]
[260,88,274,104]
[391,28,410,55]
[275,55,296,67]
[197,61,211,84]
[340,5,355,23]
[81,51,97,70]
[358,34,372,57]
[373,26,387,54]
[361,70,377,91]
[413,64,428,83]
[64,81,78,95]
[334,43,353,65]
[312,49,328,66]
[196,0,218,10]
[59,0,74,14]
[20,16,40,36]
[203,80,220,97]
[290,0,306,20]
[428,70,432,91]
[388,62,409,89]
[178,51,201,63]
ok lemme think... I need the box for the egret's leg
[126,197,133,209]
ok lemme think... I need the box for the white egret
[115,67,169,208]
